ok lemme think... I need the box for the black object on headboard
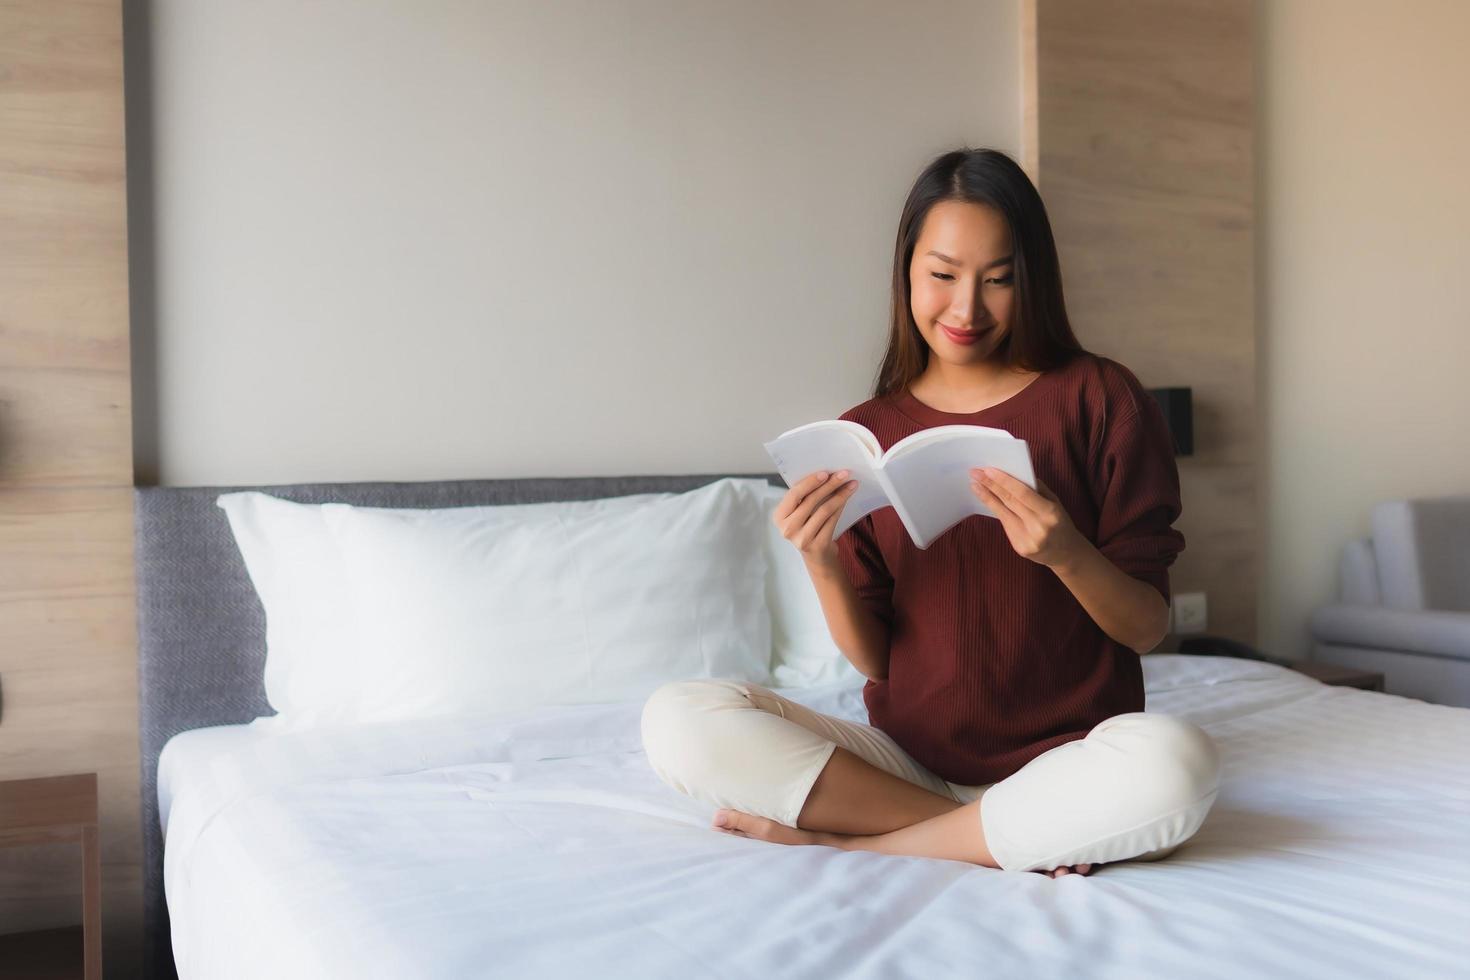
[132,472,783,980]
[1148,387,1194,456]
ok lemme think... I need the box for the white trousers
[640,679,1221,873]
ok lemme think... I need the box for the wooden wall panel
[0,0,139,975]
[1022,0,1258,647]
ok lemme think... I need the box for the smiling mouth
[941,323,990,336]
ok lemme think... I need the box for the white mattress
[158,655,1470,979]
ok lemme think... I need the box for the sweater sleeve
[1091,398,1186,605]
[836,513,895,628]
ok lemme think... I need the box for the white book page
[881,428,1037,548]
[881,423,1015,461]
[761,420,892,540]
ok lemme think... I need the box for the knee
[1148,714,1222,806]
[1111,713,1222,809]
[640,678,757,787]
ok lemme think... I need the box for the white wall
[1257,0,1470,659]
[137,0,1470,663]
[136,0,1020,486]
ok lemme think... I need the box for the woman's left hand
[970,468,1087,571]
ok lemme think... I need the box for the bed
[135,474,1470,979]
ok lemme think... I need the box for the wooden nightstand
[1289,661,1386,692]
[0,773,101,980]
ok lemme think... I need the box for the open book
[762,420,1037,549]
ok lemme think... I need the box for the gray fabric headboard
[133,471,783,980]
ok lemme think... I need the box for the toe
[728,810,777,840]
[714,808,763,839]
[712,808,814,846]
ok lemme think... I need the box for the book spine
[873,466,926,549]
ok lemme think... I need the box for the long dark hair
[873,148,1086,399]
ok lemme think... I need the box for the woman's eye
[929,272,1012,284]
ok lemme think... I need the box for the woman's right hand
[773,469,859,566]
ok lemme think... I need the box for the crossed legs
[639,680,1105,876]
[641,680,1218,875]
[721,744,1094,877]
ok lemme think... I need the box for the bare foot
[1036,863,1098,878]
[713,808,1103,877]
[712,808,836,848]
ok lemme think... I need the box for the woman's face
[908,199,1016,363]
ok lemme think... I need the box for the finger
[783,471,850,535]
[971,479,1009,518]
[812,482,856,541]
[811,492,845,547]
[797,481,855,549]
[975,468,1045,519]
[775,471,835,522]
[973,480,1021,530]
[1035,477,1060,502]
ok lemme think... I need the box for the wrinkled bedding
[158,655,1470,979]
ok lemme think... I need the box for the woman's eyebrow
[925,250,1015,269]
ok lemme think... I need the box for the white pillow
[758,484,867,687]
[314,478,772,725]
[217,486,704,729]
[215,490,357,726]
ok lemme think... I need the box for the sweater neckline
[891,365,1059,427]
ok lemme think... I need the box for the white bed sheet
[158,655,1470,979]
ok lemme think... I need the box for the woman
[641,147,1221,878]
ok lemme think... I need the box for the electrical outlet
[1171,592,1208,634]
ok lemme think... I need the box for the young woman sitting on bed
[641,147,1221,878]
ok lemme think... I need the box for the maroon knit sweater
[835,351,1185,786]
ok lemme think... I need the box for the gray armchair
[1309,495,1470,707]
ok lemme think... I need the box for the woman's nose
[950,282,987,324]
